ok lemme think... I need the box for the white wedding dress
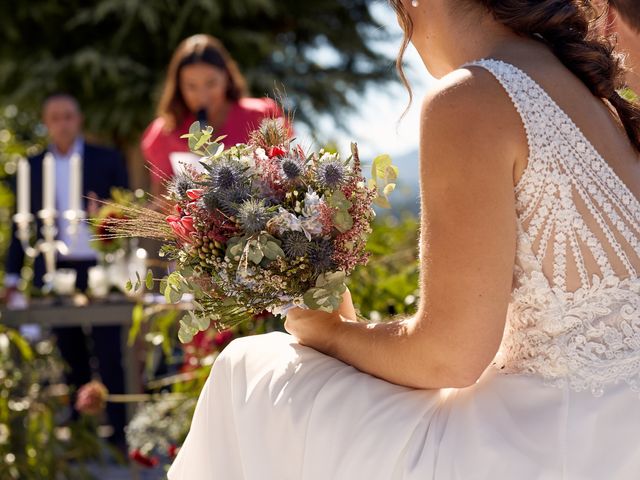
[168,59,640,479]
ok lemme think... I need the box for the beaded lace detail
[467,59,640,396]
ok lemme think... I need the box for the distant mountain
[375,149,420,216]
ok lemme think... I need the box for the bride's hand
[285,288,357,353]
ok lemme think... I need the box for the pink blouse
[141,97,283,185]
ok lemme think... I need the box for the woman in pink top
[141,34,283,195]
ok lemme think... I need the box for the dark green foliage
[348,213,420,320]
[0,0,394,145]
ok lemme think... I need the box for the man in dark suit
[5,93,129,449]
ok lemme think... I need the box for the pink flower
[166,214,196,244]
[214,329,234,347]
[186,189,204,201]
[75,380,108,416]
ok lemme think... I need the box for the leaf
[383,183,396,196]
[333,210,353,233]
[193,132,212,150]
[134,271,142,291]
[125,279,133,292]
[246,240,264,264]
[371,154,392,181]
[145,269,154,290]
[189,310,210,331]
[178,315,198,344]
[7,330,33,361]
[164,272,185,303]
[373,196,391,209]
[317,270,346,287]
[384,165,399,181]
[327,190,352,210]
[188,121,201,136]
[128,303,144,345]
[262,241,285,260]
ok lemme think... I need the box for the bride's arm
[286,69,526,389]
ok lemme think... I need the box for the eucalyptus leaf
[247,241,264,264]
[333,210,353,233]
[188,121,201,136]
[145,269,154,290]
[374,196,392,209]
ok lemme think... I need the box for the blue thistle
[317,159,347,189]
[169,172,196,198]
[280,157,304,181]
[236,199,273,235]
[208,160,246,192]
[200,183,252,216]
[281,231,312,259]
[309,239,336,275]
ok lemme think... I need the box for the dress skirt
[168,332,640,479]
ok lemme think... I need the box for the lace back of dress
[471,59,640,293]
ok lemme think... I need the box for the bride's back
[467,51,640,395]
[495,49,640,292]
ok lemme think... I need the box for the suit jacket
[6,142,129,286]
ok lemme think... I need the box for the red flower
[168,444,179,458]
[267,146,287,158]
[186,188,204,201]
[166,214,196,244]
[130,449,159,468]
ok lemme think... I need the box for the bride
[169,0,640,478]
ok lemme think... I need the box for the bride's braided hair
[389,0,640,152]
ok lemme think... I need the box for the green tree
[0,0,394,146]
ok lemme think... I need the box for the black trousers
[53,259,127,445]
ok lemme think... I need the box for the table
[0,295,142,408]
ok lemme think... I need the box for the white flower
[254,148,269,162]
[302,188,322,218]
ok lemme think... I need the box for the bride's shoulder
[420,65,526,160]
[422,65,517,126]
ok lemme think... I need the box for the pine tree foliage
[0,0,394,145]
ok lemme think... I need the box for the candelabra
[12,208,85,291]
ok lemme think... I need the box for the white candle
[42,152,56,213]
[69,152,82,212]
[17,158,30,215]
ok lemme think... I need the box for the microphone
[197,108,208,129]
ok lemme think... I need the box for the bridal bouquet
[108,118,397,342]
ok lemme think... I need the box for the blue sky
[297,2,435,161]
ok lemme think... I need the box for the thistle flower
[200,183,252,216]
[236,199,273,235]
[169,172,196,198]
[199,187,220,213]
[281,230,312,258]
[317,158,347,189]
[309,238,336,275]
[207,160,246,192]
[280,157,304,181]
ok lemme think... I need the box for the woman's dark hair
[388,0,640,152]
[157,34,249,130]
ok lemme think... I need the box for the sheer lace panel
[468,59,640,293]
[465,59,640,396]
